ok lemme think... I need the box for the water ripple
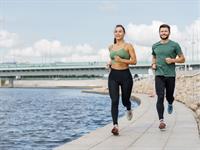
[0,88,138,150]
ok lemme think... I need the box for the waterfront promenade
[55,93,200,150]
[2,70,199,150]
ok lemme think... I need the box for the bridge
[0,61,199,87]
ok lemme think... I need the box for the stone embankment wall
[133,71,200,133]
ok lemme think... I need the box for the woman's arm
[106,45,112,69]
[114,43,137,65]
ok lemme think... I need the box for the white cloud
[1,19,200,63]
[126,20,184,47]
[61,46,111,62]
[183,19,200,62]
[133,44,152,63]
[0,30,21,48]
[3,39,101,63]
[126,19,200,63]
[127,21,161,47]
[58,48,109,62]
[33,39,70,57]
[98,48,110,61]
[75,44,95,55]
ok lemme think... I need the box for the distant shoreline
[8,79,108,89]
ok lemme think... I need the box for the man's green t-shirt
[152,40,183,77]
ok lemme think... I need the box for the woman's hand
[106,61,112,69]
[114,56,122,62]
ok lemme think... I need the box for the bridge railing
[0,62,106,68]
[1,61,199,68]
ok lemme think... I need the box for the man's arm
[165,54,185,64]
[152,55,157,70]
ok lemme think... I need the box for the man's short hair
[159,24,170,32]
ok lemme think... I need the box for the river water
[0,88,138,150]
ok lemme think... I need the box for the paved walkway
[54,94,200,150]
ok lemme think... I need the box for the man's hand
[165,57,175,64]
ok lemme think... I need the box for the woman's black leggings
[108,68,133,125]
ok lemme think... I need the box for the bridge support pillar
[8,79,14,88]
[0,79,5,87]
[0,79,14,88]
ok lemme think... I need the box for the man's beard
[160,35,169,40]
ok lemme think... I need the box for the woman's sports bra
[110,48,130,63]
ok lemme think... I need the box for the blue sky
[0,0,199,63]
